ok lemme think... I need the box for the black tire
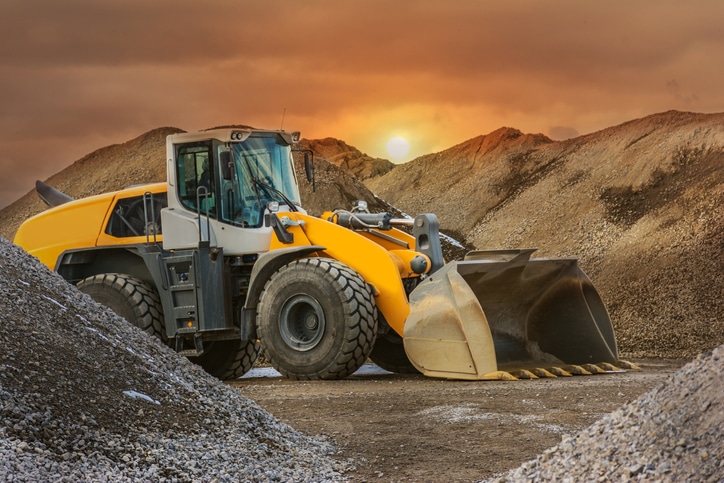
[77,273,166,340]
[370,330,420,374]
[256,258,377,380]
[78,273,259,380]
[188,339,260,381]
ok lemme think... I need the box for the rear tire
[78,273,259,380]
[370,330,420,374]
[188,339,260,381]
[256,258,377,380]
[77,273,166,340]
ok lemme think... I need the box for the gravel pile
[0,237,352,482]
[486,345,723,482]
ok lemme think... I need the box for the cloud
[666,79,699,105]
[2,0,724,208]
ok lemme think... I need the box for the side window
[176,144,215,216]
[105,193,167,238]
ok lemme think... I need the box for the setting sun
[385,136,410,160]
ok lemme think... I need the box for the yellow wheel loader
[14,128,626,381]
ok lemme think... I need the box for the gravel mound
[0,237,351,482]
[486,345,723,482]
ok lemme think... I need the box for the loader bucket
[403,249,618,380]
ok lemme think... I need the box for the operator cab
[162,129,304,254]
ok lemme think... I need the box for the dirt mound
[298,138,394,180]
[365,127,555,233]
[367,111,724,359]
[0,237,350,481]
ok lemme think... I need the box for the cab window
[176,143,215,215]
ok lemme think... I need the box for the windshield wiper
[253,178,299,212]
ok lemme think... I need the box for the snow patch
[122,390,160,405]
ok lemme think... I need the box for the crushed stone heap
[0,237,351,482]
[487,344,723,482]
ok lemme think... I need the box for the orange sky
[1,0,724,209]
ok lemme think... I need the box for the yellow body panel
[271,212,413,336]
[14,193,115,269]
[14,183,166,269]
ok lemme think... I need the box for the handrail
[143,191,161,248]
[195,186,212,245]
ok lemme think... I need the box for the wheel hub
[279,294,326,351]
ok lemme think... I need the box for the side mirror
[304,152,314,181]
[304,152,316,192]
[219,151,233,180]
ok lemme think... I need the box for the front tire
[256,258,377,380]
[370,330,420,374]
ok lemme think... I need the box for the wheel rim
[279,294,326,351]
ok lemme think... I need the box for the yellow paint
[14,183,166,269]
[15,192,115,269]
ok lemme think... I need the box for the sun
[385,136,410,160]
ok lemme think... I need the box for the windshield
[217,134,300,228]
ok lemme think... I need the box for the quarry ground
[228,359,685,483]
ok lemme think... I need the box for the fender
[240,245,325,340]
[270,212,413,336]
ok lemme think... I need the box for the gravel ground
[486,345,723,482]
[0,237,352,482]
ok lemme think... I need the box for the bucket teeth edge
[615,360,641,370]
[481,371,519,381]
[509,369,539,379]
[560,364,593,375]
[530,368,558,378]
[481,361,637,381]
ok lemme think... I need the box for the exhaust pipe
[36,180,74,207]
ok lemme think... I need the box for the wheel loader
[13,128,629,381]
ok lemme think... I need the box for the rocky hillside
[367,111,724,359]
[297,137,394,180]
